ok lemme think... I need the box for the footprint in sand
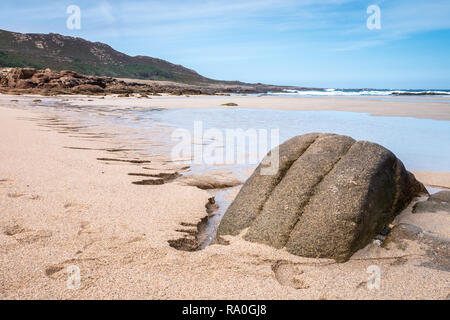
[0,179,40,199]
[44,265,65,278]
[3,223,52,244]
[3,224,26,236]
[5,192,40,200]
[271,260,310,289]
[43,260,95,290]
[76,221,104,238]
[44,261,84,285]
[64,201,90,214]
[7,192,25,199]
[77,221,91,236]
[64,202,76,209]
[14,230,53,244]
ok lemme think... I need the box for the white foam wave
[271,89,450,96]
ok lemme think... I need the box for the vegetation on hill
[0,29,211,84]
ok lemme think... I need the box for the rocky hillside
[0,29,211,84]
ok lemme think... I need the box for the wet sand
[0,96,449,299]
[57,94,450,121]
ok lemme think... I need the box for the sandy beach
[0,94,449,300]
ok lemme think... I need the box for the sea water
[137,108,450,173]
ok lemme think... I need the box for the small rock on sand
[178,170,243,190]
[413,191,450,213]
[221,103,238,107]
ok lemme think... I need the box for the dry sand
[0,95,449,300]
[411,171,450,189]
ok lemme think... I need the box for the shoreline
[0,100,449,299]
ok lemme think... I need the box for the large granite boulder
[217,133,427,261]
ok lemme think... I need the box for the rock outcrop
[0,67,118,94]
[217,133,427,261]
[0,66,317,96]
[413,191,450,214]
[0,67,204,96]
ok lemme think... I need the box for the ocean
[269,88,450,96]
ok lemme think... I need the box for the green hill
[0,29,212,84]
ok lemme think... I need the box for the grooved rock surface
[217,133,427,261]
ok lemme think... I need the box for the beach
[60,94,450,121]
[0,94,449,299]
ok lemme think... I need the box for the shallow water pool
[139,108,450,173]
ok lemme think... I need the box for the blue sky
[1,0,449,89]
